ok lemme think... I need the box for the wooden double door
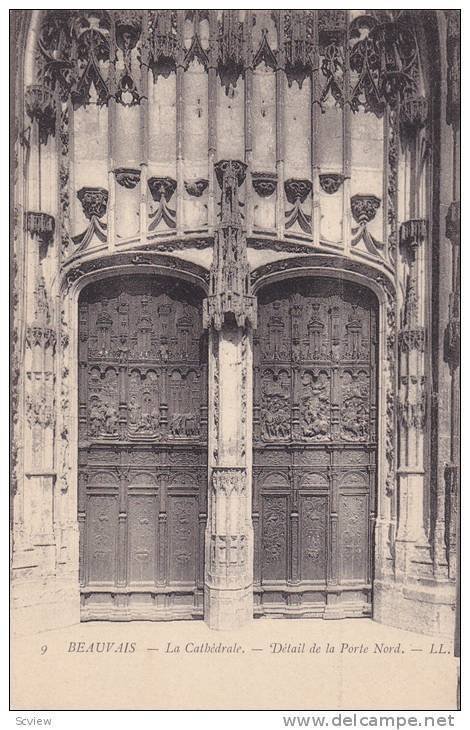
[78,274,378,621]
[78,275,208,620]
[253,277,378,618]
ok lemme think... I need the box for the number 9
[40,645,48,655]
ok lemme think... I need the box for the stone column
[203,160,257,629]
[395,219,432,578]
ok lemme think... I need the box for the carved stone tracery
[33,10,422,120]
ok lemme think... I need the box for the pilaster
[203,159,256,629]
[395,219,432,578]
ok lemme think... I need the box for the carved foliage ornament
[398,327,425,353]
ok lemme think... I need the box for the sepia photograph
[9,6,461,715]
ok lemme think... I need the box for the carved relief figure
[340,371,370,441]
[87,367,119,437]
[260,372,291,440]
[300,371,331,440]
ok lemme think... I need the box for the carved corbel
[351,194,383,254]
[319,173,344,195]
[399,218,427,255]
[26,211,55,248]
[184,178,209,197]
[148,176,177,230]
[399,95,428,144]
[252,172,277,198]
[73,187,108,250]
[25,84,56,145]
[284,178,312,234]
[114,167,141,189]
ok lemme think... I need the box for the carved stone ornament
[114,167,141,189]
[284,178,312,234]
[26,211,55,246]
[77,187,109,220]
[350,195,383,255]
[203,159,256,331]
[149,10,180,80]
[217,10,245,92]
[319,173,345,195]
[398,376,426,432]
[148,176,177,202]
[446,201,460,246]
[73,187,108,250]
[351,194,381,225]
[398,326,425,353]
[215,159,247,189]
[212,467,246,495]
[399,95,428,138]
[25,84,56,145]
[399,218,427,254]
[148,177,177,230]
[252,172,277,198]
[285,178,312,205]
[184,178,209,197]
[349,12,420,116]
[281,11,316,89]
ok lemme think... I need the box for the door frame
[58,253,396,622]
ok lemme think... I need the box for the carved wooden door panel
[253,277,377,618]
[78,275,207,620]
